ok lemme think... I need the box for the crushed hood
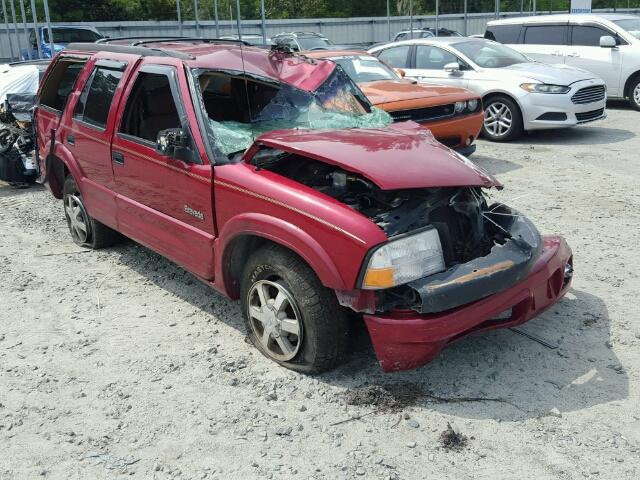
[251,122,501,190]
[360,80,472,106]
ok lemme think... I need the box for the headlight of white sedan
[361,228,446,290]
[520,83,570,94]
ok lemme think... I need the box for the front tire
[481,95,523,142]
[63,175,120,249]
[629,77,640,111]
[240,244,349,373]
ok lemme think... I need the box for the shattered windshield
[331,55,398,83]
[196,66,393,157]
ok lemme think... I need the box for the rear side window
[485,25,522,43]
[571,25,616,46]
[523,25,568,45]
[39,58,87,111]
[376,45,411,68]
[74,66,124,129]
[119,72,181,143]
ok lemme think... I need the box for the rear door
[519,23,570,65]
[35,54,88,187]
[567,23,624,96]
[62,55,138,228]
[404,45,470,89]
[111,61,215,279]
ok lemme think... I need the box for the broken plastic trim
[407,211,543,314]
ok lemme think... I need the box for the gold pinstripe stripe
[214,180,366,245]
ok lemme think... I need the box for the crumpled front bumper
[364,235,572,372]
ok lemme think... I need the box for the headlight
[361,228,446,290]
[520,83,570,94]
[467,98,479,111]
[454,101,466,113]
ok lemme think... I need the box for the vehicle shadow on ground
[325,287,627,422]
[515,125,634,146]
[0,181,41,198]
[112,241,627,422]
[468,153,522,175]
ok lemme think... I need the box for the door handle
[112,151,125,165]
[67,134,75,145]
[567,52,580,57]
[551,51,562,56]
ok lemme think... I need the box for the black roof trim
[66,42,195,60]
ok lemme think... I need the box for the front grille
[536,112,568,121]
[571,85,605,105]
[575,108,605,123]
[389,104,456,123]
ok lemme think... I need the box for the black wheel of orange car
[629,77,640,111]
[481,95,523,142]
[240,244,349,373]
[63,175,121,249]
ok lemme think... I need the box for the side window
[377,45,411,68]
[29,30,36,46]
[119,71,181,143]
[571,25,616,46]
[39,58,87,111]
[415,46,459,70]
[485,25,522,43]
[523,25,568,45]
[74,66,124,129]
[395,33,407,41]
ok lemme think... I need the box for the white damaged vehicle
[369,37,607,141]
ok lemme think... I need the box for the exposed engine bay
[255,149,511,268]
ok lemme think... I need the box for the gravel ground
[1,104,639,480]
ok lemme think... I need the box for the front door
[567,24,623,97]
[405,45,470,89]
[111,63,216,279]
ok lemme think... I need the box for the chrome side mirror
[444,62,462,75]
[600,35,617,48]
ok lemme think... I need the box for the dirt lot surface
[1,104,639,480]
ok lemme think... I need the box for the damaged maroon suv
[35,39,573,372]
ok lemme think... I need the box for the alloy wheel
[64,193,89,244]
[247,279,303,362]
[484,102,513,138]
[634,83,640,107]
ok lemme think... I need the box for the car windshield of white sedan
[613,19,640,39]
[455,41,529,68]
[197,67,392,155]
[332,56,398,83]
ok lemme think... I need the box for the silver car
[369,37,607,141]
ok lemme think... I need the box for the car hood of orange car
[360,80,475,108]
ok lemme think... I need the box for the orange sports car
[305,50,484,156]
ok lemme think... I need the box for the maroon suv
[34,39,573,372]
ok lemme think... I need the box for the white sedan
[369,38,607,141]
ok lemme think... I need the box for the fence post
[464,0,468,36]
[495,0,500,19]
[387,0,390,41]
[30,0,41,59]
[19,0,29,59]
[435,0,439,36]
[1,0,15,61]
[42,0,53,57]
[235,0,242,39]
[214,0,219,38]
[9,0,21,59]
[260,0,266,45]
[177,0,183,36]
[194,0,200,36]
[409,0,413,39]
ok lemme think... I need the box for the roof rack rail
[96,36,251,47]
[67,42,195,60]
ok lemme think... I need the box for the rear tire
[628,77,640,111]
[63,175,120,249]
[240,244,349,373]
[481,95,523,142]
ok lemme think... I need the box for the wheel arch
[482,90,524,115]
[623,70,640,98]
[216,213,349,299]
